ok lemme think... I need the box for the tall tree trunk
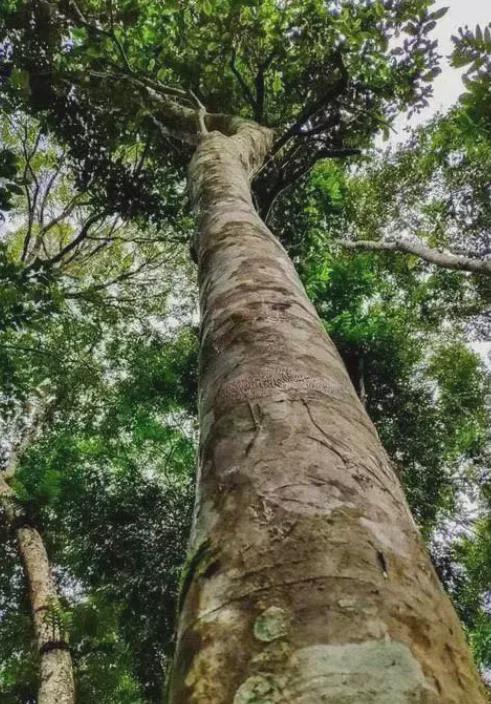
[168,125,487,704]
[1,476,75,704]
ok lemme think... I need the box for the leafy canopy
[0,0,445,222]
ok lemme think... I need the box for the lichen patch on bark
[254,607,289,642]
[359,515,412,557]
[288,640,439,703]
[233,673,285,704]
[233,640,438,704]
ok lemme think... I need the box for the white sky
[392,0,490,140]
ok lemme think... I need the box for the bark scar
[376,550,389,579]
[245,401,263,455]
[39,640,70,655]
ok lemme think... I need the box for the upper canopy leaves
[0,0,445,223]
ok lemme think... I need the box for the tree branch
[336,238,491,276]
[38,158,65,228]
[69,0,133,73]
[230,49,257,114]
[25,210,108,271]
[254,51,275,123]
[272,50,348,155]
[255,146,360,223]
[2,395,49,482]
[20,125,43,262]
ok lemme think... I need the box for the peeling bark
[1,477,75,704]
[168,124,487,704]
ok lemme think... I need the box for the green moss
[251,640,291,667]
[177,539,220,614]
[253,607,289,643]
[233,674,285,704]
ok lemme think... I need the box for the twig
[189,90,208,135]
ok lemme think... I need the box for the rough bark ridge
[1,473,75,704]
[168,122,487,704]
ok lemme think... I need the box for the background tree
[0,113,196,702]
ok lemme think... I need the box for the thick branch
[337,238,491,276]
[105,74,248,146]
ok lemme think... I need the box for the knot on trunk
[39,640,70,655]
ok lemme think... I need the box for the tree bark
[1,476,75,704]
[168,124,487,704]
[337,238,491,276]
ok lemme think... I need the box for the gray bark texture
[168,123,487,704]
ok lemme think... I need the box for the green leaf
[429,7,448,21]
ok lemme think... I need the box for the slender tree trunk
[169,125,487,704]
[1,477,75,704]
